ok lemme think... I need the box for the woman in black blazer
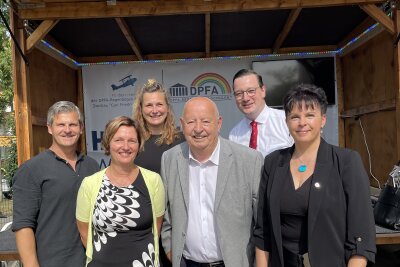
[253,84,376,267]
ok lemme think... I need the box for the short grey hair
[47,101,83,125]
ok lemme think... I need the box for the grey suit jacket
[160,137,264,267]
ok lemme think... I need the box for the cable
[358,117,381,189]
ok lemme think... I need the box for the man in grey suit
[160,97,264,267]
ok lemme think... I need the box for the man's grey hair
[47,101,83,125]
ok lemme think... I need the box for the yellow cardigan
[76,167,165,266]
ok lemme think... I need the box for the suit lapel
[178,143,190,209]
[214,139,232,211]
[307,140,333,236]
[269,148,292,265]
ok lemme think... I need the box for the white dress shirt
[229,105,293,157]
[183,140,223,262]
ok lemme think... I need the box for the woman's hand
[347,255,367,267]
[255,247,269,267]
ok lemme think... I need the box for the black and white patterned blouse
[88,171,157,267]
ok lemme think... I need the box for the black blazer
[252,139,376,267]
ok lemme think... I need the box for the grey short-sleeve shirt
[12,150,99,267]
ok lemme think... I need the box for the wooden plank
[77,68,87,154]
[376,233,400,245]
[78,55,138,63]
[273,8,302,54]
[335,56,345,147]
[35,41,78,69]
[26,19,59,53]
[115,17,143,61]
[360,4,395,35]
[279,45,337,53]
[77,46,339,63]
[43,34,78,63]
[78,49,274,63]
[31,115,47,126]
[338,23,384,56]
[338,17,375,48]
[11,7,33,164]
[395,10,400,162]
[205,12,210,58]
[0,252,20,261]
[18,0,386,20]
[341,99,395,117]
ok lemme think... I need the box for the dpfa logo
[190,73,231,98]
[169,73,232,102]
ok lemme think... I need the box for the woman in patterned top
[76,116,165,267]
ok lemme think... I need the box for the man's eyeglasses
[233,87,259,99]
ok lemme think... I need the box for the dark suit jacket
[253,139,376,267]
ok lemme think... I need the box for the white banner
[82,58,338,168]
[82,58,252,167]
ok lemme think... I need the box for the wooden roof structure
[9,0,394,64]
[8,0,400,187]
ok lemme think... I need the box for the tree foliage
[0,3,12,128]
[0,3,17,183]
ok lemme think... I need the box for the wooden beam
[338,17,375,48]
[78,55,139,63]
[77,45,340,63]
[376,233,400,245]
[26,19,59,53]
[43,34,78,63]
[210,48,272,57]
[34,37,78,69]
[115,17,143,61]
[273,8,302,54]
[360,4,395,35]
[11,6,33,164]
[335,56,345,147]
[341,99,396,117]
[279,45,337,53]
[77,68,87,154]
[205,12,210,58]
[18,0,386,20]
[395,9,400,163]
[31,115,47,126]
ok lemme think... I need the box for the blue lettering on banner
[99,158,111,169]
[189,86,219,95]
[91,131,104,151]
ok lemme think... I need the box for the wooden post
[77,68,87,154]
[335,55,345,148]
[11,5,33,165]
[395,10,400,161]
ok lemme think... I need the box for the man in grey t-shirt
[12,101,99,267]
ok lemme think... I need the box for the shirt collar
[47,149,83,162]
[189,138,220,166]
[245,104,269,125]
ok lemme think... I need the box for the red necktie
[249,121,258,149]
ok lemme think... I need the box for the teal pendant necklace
[297,156,307,172]
[298,164,307,172]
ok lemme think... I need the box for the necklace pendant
[298,164,307,172]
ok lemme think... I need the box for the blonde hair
[132,79,180,145]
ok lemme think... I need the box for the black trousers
[283,247,305,267]
[180,257,224,267]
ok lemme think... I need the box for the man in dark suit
[161,97,264,267]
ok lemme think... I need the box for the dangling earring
[320,128,324,134]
